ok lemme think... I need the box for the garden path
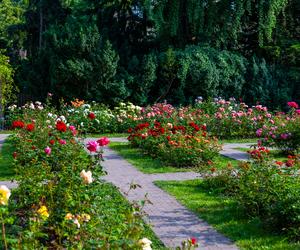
[86,138,239,250]
[0,134,18,189]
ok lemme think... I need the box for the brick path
[86,138,239,250]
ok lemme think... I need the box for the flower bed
[203,149,300,240]
[0,104,161,249]
[128,120,221,168]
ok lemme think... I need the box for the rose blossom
[0,185,11,205]
[87,141,99,152]
[80,170,93,184]
[287,101,299,109]
[44,146,51,155]
[97,137,110,146]
[59,139,66,145]
[138,238,152,250]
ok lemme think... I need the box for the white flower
[48,113,53,118]
[80,170,93,184]
[73,218,80,228]
[29,103,35,109]
[138,238,152,250]
[35,101,42,105]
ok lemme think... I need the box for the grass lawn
[234,147,288,161]
[0,136,16,180]
[109,142,190,173]
[0,130,14,134]
[156,179,300,250]
[84,133,128,138]
[109,142,238,173]
[220,138,258,144]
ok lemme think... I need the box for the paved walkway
[86,138,239,250]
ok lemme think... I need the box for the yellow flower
[80,170,93,184]
[65,213,73,220]
[37,205,49,218]
[81,213,91,222]
[0,185,11,205]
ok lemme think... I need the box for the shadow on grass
[156,180,300,250]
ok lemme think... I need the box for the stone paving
[86,138,239,250]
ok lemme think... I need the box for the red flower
[191,238,197,245]
[88,112,96,120]
[287,101,299,109]
[275,161,283,166]
[26,123,35,132]
[49,139,55,145]
[128,128,133,133]
[12,120,25,129]
[97,137,110,146]
[56,121,67,132]
[189,122,200,131]
[12,152,17,159]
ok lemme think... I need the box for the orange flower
[71,99,85,108]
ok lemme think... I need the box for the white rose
[138,238,152,250]
[80,170,93,184]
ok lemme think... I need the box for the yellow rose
[37,205,49,218]
[0,185,11,205]
[65,213,73,220]
[81,213,91,222]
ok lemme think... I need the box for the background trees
[0,0,299,107]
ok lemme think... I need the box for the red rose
[191,238,197,245]
[97,137,110,146]
[56,121,67,132]
[12,120,25,129]
[26,123,35,132]
[88,112,96,120]
[49,139,55,145]
[128,128,133,133]
[12,152,17,159]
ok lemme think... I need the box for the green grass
[156,179,300,250]
[0,137,16,180]
[220,138,258,144]
[84,133,128,138]
[235,147,288,161]
[0,130,14,134]
[109,142,238,173]
[109,142,194,174]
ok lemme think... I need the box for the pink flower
[87,141,98,152]
[256,128,263,137]
[59,139,66,145]
[296,109,300,115]
[97,137,110,147]
[287,101,299,109]
[69,125,76,131]
[44,146,51,155]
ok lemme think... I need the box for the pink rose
[69,125,76,131]
[97,137,110,146]
[44,146,51,155]
[296,109,300,115]
[59,139,66,145]
[256,128,263,137]
[87,141,99,152]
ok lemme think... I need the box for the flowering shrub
[128,120,221,168]
[1,104,157,249]
[256,102,300,153]
[203,150,300,240]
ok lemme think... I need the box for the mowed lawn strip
[109,142,239,173]
[0,136,16,180]
[155,179,300,250]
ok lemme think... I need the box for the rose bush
[1,102,159,249]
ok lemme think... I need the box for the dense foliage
[0,0,299,108]
[1,100,161,249]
